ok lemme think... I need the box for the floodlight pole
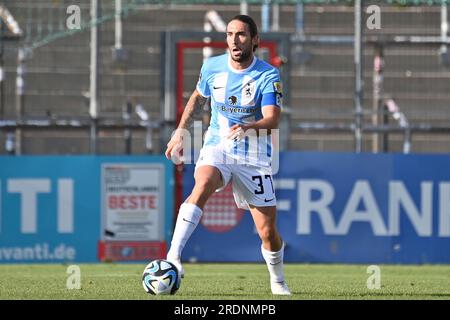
[354,0,364,153]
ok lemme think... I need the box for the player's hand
[165,129,184,164]
[227,124,248,142]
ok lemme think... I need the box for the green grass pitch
[0,263,449,300]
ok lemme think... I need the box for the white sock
[261,242,285,283]
[167,202,203,259]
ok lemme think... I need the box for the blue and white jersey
[196,53,282,167]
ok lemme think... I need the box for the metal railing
[1,1,450,155]
[0,116,165,155]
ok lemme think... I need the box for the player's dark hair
[230,14,259,52]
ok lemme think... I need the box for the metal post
[240,0,248,15]
[403,127,411,154]
[293,1,308,65]
[90,118,98,154]
[145,124,153,154]
[382,103,389,152]
[160,31,174,153]
[0,20,4,120]
[272,3,280,32]
[123,100,132,154]
[5,131,14,154]
[112,0,128,64]
[295,0,304,34]
[15,47,26,155]
[203,14,213,63]
[90,0,99,154]
[135,102,152,154]
[441,2,448,54]
[354,0,364,153]
[203,11,226,62]
[372,44,384,153]
[115,0,122,50]
[261,0,270,33]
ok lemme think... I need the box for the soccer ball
[142,259,181,295]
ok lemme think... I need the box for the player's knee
[193,178,217,195]
[258,225,278,243]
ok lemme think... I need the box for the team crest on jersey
[273,82,282,94]
[241,78,256,106]
[228,96,238,106]
[244,82,253,98]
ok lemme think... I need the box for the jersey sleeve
[261,69,283,108]
[196,62,211,98]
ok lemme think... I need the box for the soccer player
[164,14,290,295]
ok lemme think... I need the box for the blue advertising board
[0,156,173,263]
[182,152,450,264]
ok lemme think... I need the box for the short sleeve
[196,62,211,98]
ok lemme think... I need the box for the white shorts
[195,147,276,210]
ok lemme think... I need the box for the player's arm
[245,105,280,130]
[228,106,280,140]
[165,89,207,160]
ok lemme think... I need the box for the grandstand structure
[0,0,449,155]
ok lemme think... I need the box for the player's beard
[230,46,253,64]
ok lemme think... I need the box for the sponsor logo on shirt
[220,105,257,114]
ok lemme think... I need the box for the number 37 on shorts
[231,169,276,208]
